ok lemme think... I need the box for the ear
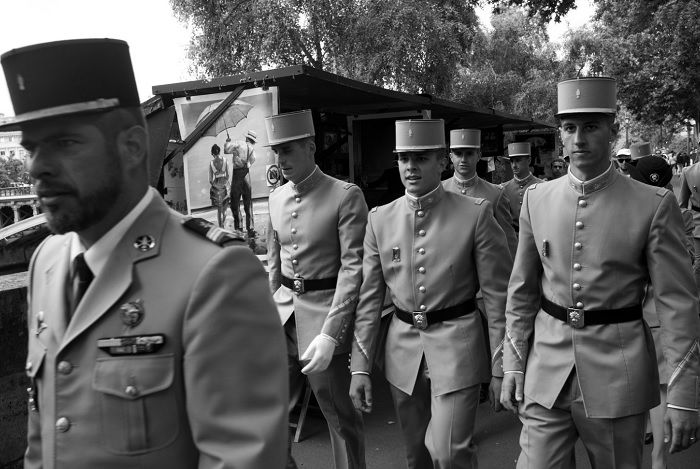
[117,125,148,170]
[307,139,316,155]
[437,151,447,171]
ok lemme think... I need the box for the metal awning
[152,65,552,131]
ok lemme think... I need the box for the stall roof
[152,65,553,131]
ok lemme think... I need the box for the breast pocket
[92,354,179,455]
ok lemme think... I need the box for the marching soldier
[443,128,518,256]
[350,119,511,469]
[500,77,700,468]
[266,110,367,469]
[501,142,542,232]
[11,39,287,469]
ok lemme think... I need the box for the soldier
[443,128,518,256]
[500,76,700,468]
[266,109,367,469]
[350,119,511,469]
[9,39,288,469]
[549,157,568,179]
[678,155,700,290]
[501,142,543,232]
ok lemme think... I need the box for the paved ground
[291,373,700,468]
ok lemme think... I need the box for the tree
[0,157,29,187]
[171,0,481,96]
[486,0,578,22]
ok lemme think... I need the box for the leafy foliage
[0,157,29,188]
[487,0,577,22]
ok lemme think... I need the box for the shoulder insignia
[528,183,540,191]
[371,206,378,213]
[343,182,355,190]
[473,197,486,205]
[183,218,245,246]
[655,187,669,198]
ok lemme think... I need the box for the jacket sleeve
[646,191,700,410]
[320,185,368,343]
[503,187,543,373]
[350,210,386,373]
[495,189,519,258]
[678,169,691,208]
[266,211,281,294]
[473,200,512,377]
[183,245,287,469]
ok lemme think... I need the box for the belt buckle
[292,276,305,296]
[412,311,428,330]
[567,307,585,329]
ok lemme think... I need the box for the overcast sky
[0,0,594,118]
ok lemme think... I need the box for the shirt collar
[453,173,479,188]
[567,163,617,195]
[292,166,323,195]
[405,183,444,211]
[69,188,154,279]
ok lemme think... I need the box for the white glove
[301,333,337,375]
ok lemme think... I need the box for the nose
[572,127,586,147]
[27,146,53,181]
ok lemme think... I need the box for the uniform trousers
[285,317,366,469]
[517,368,645,469]
[390,357,480,469]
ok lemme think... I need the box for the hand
[499,372,524,414]
[664,407,699,453]
[300,334,336,374]
[350,374,373,413]
[489,376,504,412]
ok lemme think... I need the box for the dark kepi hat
[556,77,617,116]
[630,142,652,160]
[0,38,140,130]
[631,155,672,187]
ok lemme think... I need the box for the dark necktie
[68,253,93,319]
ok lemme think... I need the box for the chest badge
[120,299,145,328]
[392,247,401,263]
[134,235,156,252]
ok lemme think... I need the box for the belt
[394,298,476,330]
[541,297,642,329]
[281,275,337,295]
[691,204,700,213]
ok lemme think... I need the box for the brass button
[418,248,425,255]
[461,189,466,194]
[418,267,426,274]
[573,283,581,291]
[56,417,71,432]
[291,211,298,218]
[293,244,298,250]
[573,263,582,271]
[57,361,73,375]
[574,242,582,250]
[417,210,425,217]
[578,199,587,207]
[295,197,301,203]
[125,385,139,397]
[418,229,426,237]
[575,221,584,229]
[37,310,44,322]
[419,305,427,311]
[291,228,297,234]
[575,301,584,309]
[294,273,300,278]
[418,286,426,293]
[292,259,298,265]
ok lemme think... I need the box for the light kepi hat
[556,77,617,116]
[630,142,652,160]
[505,142,531,159]
[450,129,480,149]
[0,38,140,130]
[265,109,315,146]
[395,119,445,153]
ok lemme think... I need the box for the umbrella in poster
[195,100,254,138]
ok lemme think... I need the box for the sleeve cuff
[351,371,370,376]
[320,333,339,346]
[504,370,524,375]
[667,404,699,412]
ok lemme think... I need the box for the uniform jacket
[25,192,287,469]
[679,163,700,237]
[268,167,368,355]
[351,184,512,396]
[502,173,543,230]
[443,174,518,256]
[504,165,700,418]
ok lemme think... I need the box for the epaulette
[370,206,379,213]
[527,183,540,191]
[655,187,669,197]
[343,182,355,190]
[473,197,486,205]
[183,218,245,246]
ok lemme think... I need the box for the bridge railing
[0,186,33,197]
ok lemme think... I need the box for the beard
[42,152,123,235]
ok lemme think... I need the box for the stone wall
[0,286,28,469]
